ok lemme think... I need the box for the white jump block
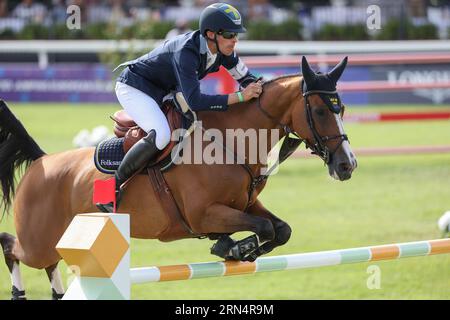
[56,213,130,300]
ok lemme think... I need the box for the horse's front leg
[199,203,275,261]
[243,199,292,261]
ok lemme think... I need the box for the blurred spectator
[48,0,67,25]
[165,18,192,40]
[0,0,8,18]
[126,0,150,21]
[248,0,271,20]
[127,0,145,6]
[110,0,125,22]
[298,3,313,40]
[194,0,217,6]
[427,3,449,39]
[409,0,428,25]
[0,0,447,41]
[12,0,48,24]
[86,0,110,23]
[110,0,135,29]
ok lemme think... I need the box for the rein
[241,88,302,211]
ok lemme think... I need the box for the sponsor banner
[0,63,114,102]
[0,62,449,105]
[368,65,450,104]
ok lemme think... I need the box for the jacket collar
[200,34,218,69]
[199,34,208,55]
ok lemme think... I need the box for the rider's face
[216,32,238,56]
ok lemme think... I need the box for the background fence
[1,46,449,105]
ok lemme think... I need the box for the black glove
[238,74,263,90]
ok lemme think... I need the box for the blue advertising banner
[0,63,113,103]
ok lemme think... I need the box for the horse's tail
[0,100,46,216]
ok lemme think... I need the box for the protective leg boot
[96,129,159,213]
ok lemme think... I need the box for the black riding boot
[97,129,159,213]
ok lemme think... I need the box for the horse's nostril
[338,162,352,172]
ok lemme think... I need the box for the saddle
[112,101,186,165]
[95,93,195,174]
[94,93,202,241]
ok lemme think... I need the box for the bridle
[237,78,349,210]
[255,79,348,165]
[302,87,348,164]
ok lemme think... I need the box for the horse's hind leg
[45,262,65,300]
[0,232,26,300]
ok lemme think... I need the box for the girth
[147,166,206,241]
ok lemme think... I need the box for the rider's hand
[241,80,263,101]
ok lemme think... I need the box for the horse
[0,56,357,300]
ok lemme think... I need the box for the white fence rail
[1,40,450,69]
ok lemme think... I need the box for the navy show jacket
[116,30,256,112]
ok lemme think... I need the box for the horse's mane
[263,73,301,87]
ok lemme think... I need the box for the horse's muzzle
[329,151,357,181]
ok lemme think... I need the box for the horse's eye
[315,108,326,117]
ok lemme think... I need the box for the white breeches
[115,82,171,150]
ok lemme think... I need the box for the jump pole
[56,213,450,300]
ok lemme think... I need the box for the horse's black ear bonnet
[301,56,348,114]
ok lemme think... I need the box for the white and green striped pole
[130,238,450,283]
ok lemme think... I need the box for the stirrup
[95,188,122,213]
[96,202,114,213]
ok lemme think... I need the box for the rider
[99,3,263,212]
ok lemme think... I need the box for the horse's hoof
[242,252,258,262]
[11,286,26,300]
[210,235,236,258]
[52,289,64,300]
[224,255,238,261]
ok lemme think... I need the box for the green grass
[0,103,449,300]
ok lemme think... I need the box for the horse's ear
[328,56,348,84]
[301,56,316,87]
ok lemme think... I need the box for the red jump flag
[92,178,116,212]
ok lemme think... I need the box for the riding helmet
[199,3,246,35]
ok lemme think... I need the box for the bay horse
[0,56,357,299]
